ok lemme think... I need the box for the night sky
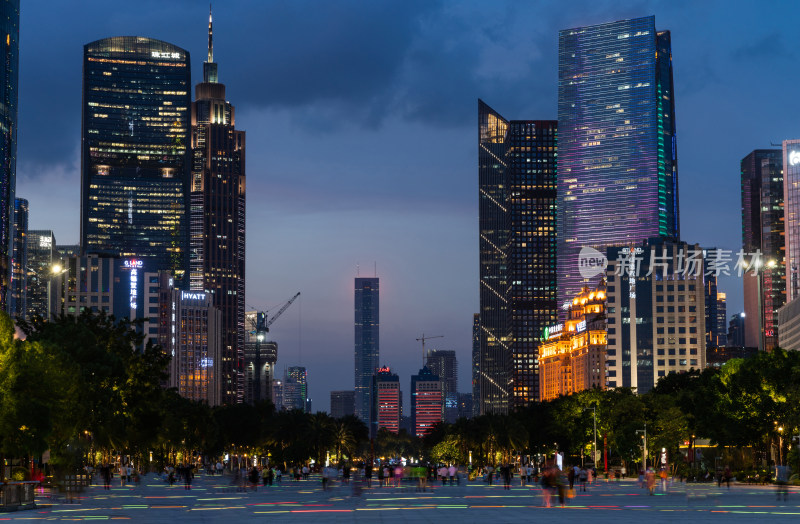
[16,0,800,412]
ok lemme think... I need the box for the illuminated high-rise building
[26,230,56,319]
[410,366,442,438]
[371,367,400,437]
[284,366,310,413]
[190,10,246,404]
[782,141,800,303]
[330,390,355,419]
[0,0,19,311]
[741,149,784,350]
[354,277,379,423]
[557,16,679,309]
[8,197,26,317]
[425,349,457,423]
[80,37,191,279]
[243,311,276,405]
[478,100,557,413]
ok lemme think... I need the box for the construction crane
[246,292,300,404]
[416,333,444,366]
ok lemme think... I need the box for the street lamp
[636,422,647,470]
[585,407,597,466]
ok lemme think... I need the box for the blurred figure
[660,468,668,492]
[579,466,588,492]
[776,464,790,501]
[645,467,656,495]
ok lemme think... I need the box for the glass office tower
[557,16,679,309]
[81,37,191,279]
[783,140,800,304]
[0,0,19,311]
[190,12,247,404]
[741,150,784,350]
[478,100,557,413]
[8,196,25,317]
[26,230,56,319]
[354,277,379,423]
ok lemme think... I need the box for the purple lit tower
[557,16,679,309]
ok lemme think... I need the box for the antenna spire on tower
[208,4,214,63]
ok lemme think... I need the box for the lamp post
[585,407,597,466]
[636,422,647,470]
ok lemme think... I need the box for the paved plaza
[8,473,800,522]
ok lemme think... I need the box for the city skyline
[14,1,800,411]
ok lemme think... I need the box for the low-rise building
[539,282,607,401]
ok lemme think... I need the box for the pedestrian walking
[579,467,588,492]
[448,464,456,486]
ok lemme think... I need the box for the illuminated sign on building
[544,324,564,339]
[181,291,206,301]
[39,236,52,248]
[790,150,800,166]
[124,259,143,268]
[130,268,138,310]
[200,358,213,368]
[576,320,587,332]
[151,51,180,59]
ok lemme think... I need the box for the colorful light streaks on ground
[5,474,800,522]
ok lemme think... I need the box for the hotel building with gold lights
[539,282,607,401]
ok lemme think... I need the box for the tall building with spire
[190,9,247,404]
[354,277,379,423]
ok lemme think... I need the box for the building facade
[410,366,442,438]
[539,282,607,401]
[190,13,247,405]
[425,349,458,423]
[783,141,800,305]
[471,313,480,418]
[778,298,800,351]
[741,149,784,350]
[557,16,679,310]
[284,366,309,413]
[727,313,746,348]
[8,197,26,317]
[371,367,400,437]
[0,0,19,312]
[478,100,558,413]
[354,277,379,423]
[330,390,355,419]
[26,230,56,319]
[81,37,191,279]
[605,239,706,394]
[457,392,473,420]
[161,287,222,406]
[243,310,276,405]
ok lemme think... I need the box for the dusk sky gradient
[15,0,800,412]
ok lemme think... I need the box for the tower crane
[246,292,300,404]
[416,333,444,366]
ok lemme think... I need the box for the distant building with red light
[411,366,442,438]
[371,367,400,438]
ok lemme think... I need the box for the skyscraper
[471,313,480,418]
[0,0,19,311]
[8,197,26,317]
[244,311,277,405]
[371,367,400,436]
[742,149,784,350]
[410,366,442,438]
[330,390,355,419]
[161,286,222,406]
[354,277,379,423]
[26,230,56,319]
[606,238,706,393]
[190,11,247,404]
[783,141,800,304]
[557,16,679,308]
[81,37,191,279]
[285,366,309,413]
[425,349,457,423]
[478,100,557,413]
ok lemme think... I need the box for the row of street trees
[2,310,799,479]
